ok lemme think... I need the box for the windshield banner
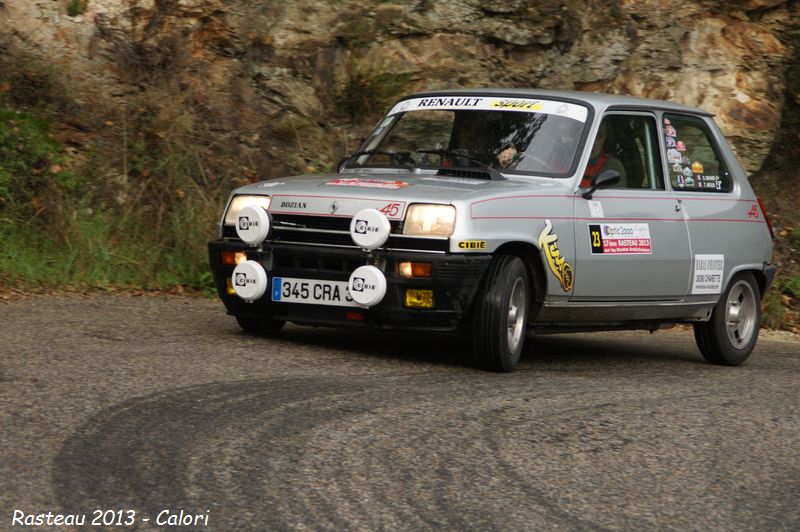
[388,96,588,123]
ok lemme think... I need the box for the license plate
[271,277,358,307]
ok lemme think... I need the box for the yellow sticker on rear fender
[537,219,574,291]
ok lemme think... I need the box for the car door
[571,111,692,301]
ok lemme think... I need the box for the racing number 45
[379,202,402,217]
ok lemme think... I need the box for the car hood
[234,170,573,205]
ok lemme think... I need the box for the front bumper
[208,240,491,332]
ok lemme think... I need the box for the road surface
[1,294,798,530]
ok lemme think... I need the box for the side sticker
[589,223,652,255]
[692,254,724,294]
[538,219,574,291]
[457,240,487,250]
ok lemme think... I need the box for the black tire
[472,255,530,372]
[694,272,760,366]
[236,315,285,336]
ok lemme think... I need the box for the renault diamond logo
[329,201,339,214]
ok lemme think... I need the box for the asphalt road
[1,294,798,530]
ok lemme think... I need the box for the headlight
[402,204,456,237]
[224,195,271,225]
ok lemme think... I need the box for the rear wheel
[694,272,760,366]
[236,315,285,336]
[472,255,530,372]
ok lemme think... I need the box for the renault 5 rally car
[208,89,776,372]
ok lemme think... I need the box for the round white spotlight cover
[349,209,391,250]
[348,265,387,308]
[231,260,268,302]
[235,205,271,246]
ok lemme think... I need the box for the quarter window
[662,114,732,193]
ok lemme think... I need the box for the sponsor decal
[666,136,676,148]
[325,178,410,189]
[257,181,285,188]
[672,163,683,173]
[682,155,691,165]
[676,140,686,152]
[747,203,759,219]
[279,201,307,209]
[235,272,256,286]
[692,254,724,294]
[667,148,682,164]
[457,240,487,250]
[677,175,685,187]
[685,175,695,186]
[354,219,379,235]
[589,223,652,255]
[682,167,692,178]
[588,200,605,218]
[537,219,574,291]
[665,125,677,137]
[417,97,483,108]
[238,216,254,230]
[691,161,704,173]
[388,96,588,122]
[490,99,544,111]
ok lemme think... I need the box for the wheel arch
[727,264,768,296]
[493,241,547,318]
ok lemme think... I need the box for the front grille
[224,214,448,252]
[272,214,402,233]
[437,261,486,280]
[273,255,362,274]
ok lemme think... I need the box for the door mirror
[581,169,620,199]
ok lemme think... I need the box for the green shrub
[66,0,88,17]
[783,276,800,298]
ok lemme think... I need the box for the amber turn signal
[405,289,434,309]
[225,277,236,295]
[397,261,432,278]
[221,251,247,266]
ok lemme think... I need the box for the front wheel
[236,315,285,336]
[694,272,761,366]
[472,255,530,372]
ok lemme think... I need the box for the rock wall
[1,0,798,175]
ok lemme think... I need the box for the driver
[456,118,519,169]
[580,121,626,188]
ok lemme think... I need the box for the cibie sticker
[692,254,724,294]
[457,240,487,250]
[589,223,652,255]
[326,178,409,189]
[537,219,574,291]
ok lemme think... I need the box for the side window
[663,114,732,193]
[583,114,664,190]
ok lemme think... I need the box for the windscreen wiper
[342,150,415,170]
[415,149,504,180]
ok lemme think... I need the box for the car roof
[402,88,713,117]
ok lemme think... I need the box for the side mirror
[581,169,620,199]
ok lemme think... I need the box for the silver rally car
[209,89,776,372]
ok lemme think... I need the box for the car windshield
[347,96,589,177]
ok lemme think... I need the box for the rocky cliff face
[1,0,797,176]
